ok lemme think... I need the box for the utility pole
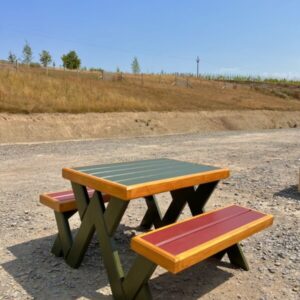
[196,56,200,78]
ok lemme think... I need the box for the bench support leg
[51,235,63,257]
[214,243,249,271]
[51,210,76,257]
[227,243,249,271]
[65,215,96,268]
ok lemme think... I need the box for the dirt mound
[1,110,300,143]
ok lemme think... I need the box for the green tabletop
[63,158,229,200]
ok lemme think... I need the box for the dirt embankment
[1,110,300,143]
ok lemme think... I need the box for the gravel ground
[0,129,299,300]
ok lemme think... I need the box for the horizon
[1,1,300,79]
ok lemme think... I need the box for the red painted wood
[144,205,247,244]
[142,205,265,255]
[47,188,109,202]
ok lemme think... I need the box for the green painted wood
[122,255,156,300]
[74,159,218,187]
[90,160,183,177]
[188,181,219,215]
[100,162,211,180]
[51,210,76,257]
[140,195,163,230]
[227,243,249,271]
[71,182,90,219]
[75,158,169,172]
[116,165,215,185]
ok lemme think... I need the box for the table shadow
[274,185,300,201]
[2,226,235,299]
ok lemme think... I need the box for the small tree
[39,50,52,67]
[61,51,81,69]
[8,51,17,64]
[116,66,120,73]
[22,41,33,65]
[131,57,140,74]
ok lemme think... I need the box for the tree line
[7,41,141,74]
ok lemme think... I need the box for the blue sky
[1,1,300,78]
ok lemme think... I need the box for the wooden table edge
[126,168,230,199]
[62,167,229,201]
[62,167,129,200]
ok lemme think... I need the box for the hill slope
[0,66,300,113]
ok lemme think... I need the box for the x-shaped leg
[51,210,76,257]
[140,181,219,229]
[63,183,156,299]
[65,183,128,268]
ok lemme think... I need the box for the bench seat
[40,188,111,257]
[131,205,273,274]
[40,188,111,212]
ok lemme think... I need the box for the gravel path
[0,129,299,300]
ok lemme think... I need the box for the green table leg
[161,188,189,225]
[140,195,163,230]
[90,195,127,299]
[62,183,158,299]
[139,181,219,229]
[71,182,93,218]
[187,181,219,215]
[123,255,157,300]
[65,186,128,269]
[139,188,191,230]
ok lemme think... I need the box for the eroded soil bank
[1,110,300,143]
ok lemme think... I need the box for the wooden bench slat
[141,205,247,246]
[47,188,95,200]
[142,205,263,255]
[131,205,273,274]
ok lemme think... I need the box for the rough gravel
[0,128,299,300]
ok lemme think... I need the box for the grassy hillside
[0,66,300,113]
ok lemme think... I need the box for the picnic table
[41,158,273,300]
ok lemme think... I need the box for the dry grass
[0,67,300,113]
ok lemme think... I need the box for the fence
[0,60,198,89]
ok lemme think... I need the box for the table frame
[53,178,248,299]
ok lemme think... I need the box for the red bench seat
[131,205,273,274]
[40,188,110,212]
